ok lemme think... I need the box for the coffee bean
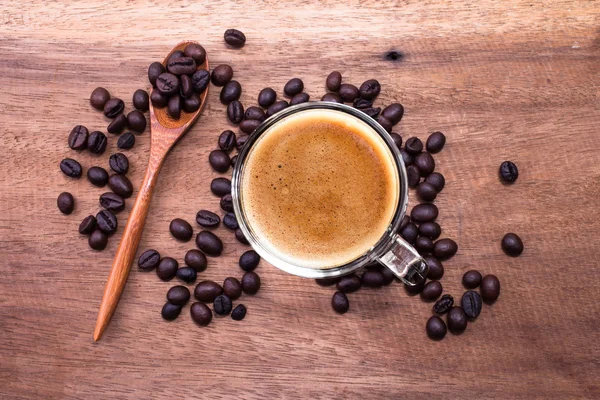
[132,89,149,112]
[68,125,89,150]
[339,83,359,102]
[148,62,166,86]
[87,131,107,154]
[167,95,182,120]
[213,294,233,315]
[462,270,482,288]
[433,294,454,314]
[127,110,146,133]
[79,215,96,234]
[191,69,210,93]
[240,119,261,135]
[461,291,482,319]
[426,316,447,340]
[109,153,129,175]
[266,100,289,117]
[196,210,220,228]
[231,304,247,321]
[406,165,420,188]
[223,277,242,300]
[242,107,264,123]
[87,166,109,187]
[332,291,349,314]
[421,280,442,301]
[284,78,304,97]
[315,277,340,286]
[326,71,342,91]
[416,182,437,201]
[377,116,392,132]
[358,79,380,100]
[161,302,182,321]
[381,267,396,285]
[156,73,180,96]
[107,114,127,134]
[117,132,135,150]
[170,218,193,241]
[103,98,124,118]
[60,158,82,178]
[179,75,193,98]
[400,222,418,244]
[418,222,441,240]
[400,215,410,230]
[57,192,74,214]
[138,249,160,271]
[211,64,234,87]
[223,213,238,230]
[414,152,435,176]
[183,94,201,113]
[390,132,402,148]
[90,87,110,110]
[433,238,458,260]
[167,56,196,75]
[194,280,223,302]
[218,130,237,152]
[195,231,223,256]
[404,279,425,295]
[210,177,231,196]
[336,275,361,293]
[381,103,404,125]
[480,275,500,302]
[362,107,381,119]
[411,203,438,222]
[502,233,523,256]
[425,172,445,192]
[150,90,168,108]
[239,250,260,272]
[405,138,423,155]
[426,131,446,153]
[89,229,108,250]
[499,161,518,183]
[184,249,207,272]
[242,271,261,294]
[290,92,310,105]
[167,285,190,305]
[220,80,242,104]
[415,236,434,254]
[224,28,246,48]
[96,210,117,235]
[108,174,133,198]
[399,149,413,166]
[447,306,468,334]
[236,135,248,150]
[424,256,444,280]
[176,267,197,283]
[156,257,178,281]
[361,270,385,287]
[321,93,342,103]
[227,100,244,124]
[235,228,249,245]
[220,194,233,212]
[353,98,373,109]
[209,150,231,173]
[184,43,206,64]
[99,192,125,213]
[190,302,212,326]
[258,87,277,108]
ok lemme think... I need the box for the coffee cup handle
[378,234,428,286]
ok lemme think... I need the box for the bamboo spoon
[94,41,209,341]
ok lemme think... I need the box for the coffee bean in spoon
[290,92,310,105]
[220,194,233,212]
[87,166,109,187]
[196,231,223,256]
[169,218,193,242]
[148,62,165,86]
[108,174,133,198]
[210,178,231,196]
[167,95,182,120]
[326,71,342,91]
[240,119,261,134]
[89,229,108,251]
[425,172,445,192]
[213,294,233,316]
[406,165,420,188]
[68,125,89,150]
[99,192,125,213]
[109,153,129,175]
[336,275,361,293]
[191,70,210,93]
[266,100,289,117]
[461,291,482,319]
[180,75,193,98]
[138,249,161,271]
[332,291,350,314]
[358,79,380,100]
[190,302,212,326]
[57,192,75,215]
[227,100,244,124]
[103,98,124,118]
[161,302,182,321]
[321,93,342,103]
[60,158,82,178]
[231,304,247,321]
[156,73,180,96]
[433,294,454,314]
[107,114,127,134]
[223,213,238,230]
[90,87,110,110]
[480,275,501,303]
[235,228,249,245]
[418,222,441,240]
[194,280,223,303]
[209,151,231,173]
[447,306,468,334]
[258,87,277,108]
[176,267,197,284]
[117,132,135,150]
[218,130,237,152]
[156,257,178,281]
[127,110,146,133]
[96,210,118,235]
[426,131,446,153]
[223,277,242,300]
[501,233,523,256]
[167,56,197,75]
[220,80,242,104]
[79,215,96,235]
[499,161,519,183]
[224,28,246,48]
[381,103,404,125]
[239,250,260,272]
[414,152,435,177]
[338,83,359,102]
[241,271,261,295]
[411,203,439,222]
[132,89,149,112]
[183,94,201,113]
[420,280,442,301]
[433,238,458,260]
[462,270,482,288]
[150,91,168,108]
[424,256,444,280]
[284,78,304,97]
[185,249,207,272]
[166,285,190,305]
[87,131,107,155]
[417,182,438,201]
[184,43,206,64]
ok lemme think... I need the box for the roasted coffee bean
[404,279,425,296]
[220,194,234,212]
[184,43,206,64]
[156,257,178,281]
[60,158,82,178]
[57,192,74,214]
[87,131,107,154]
[132,89,149,112]
[315,277,340,287]
[266,100,289,117]
[353,98,373,109]
[167,285,190,305]
[377,116,392,132]
[107,114,127,134]
[421,280,442,301]
[462,291,482,319]
[399,149,414,166]
[167,95,182,120]
[407,165,421,188]
[400,222,418,244]
[150,90,168,108]
[185,249,207,272]
[109,153,129,175]
[223,277,242,300]
[284,78,304,97]
[161,302,182,321]
[117,132,135,150]
[462,270,482,288]
[433,294,454,314]
[426,131,446,153]
[321,93,342,103]
[96,210,118,235]
[195,231,223,256]
[90,87,110,110]
[127,110,146,133]
[361,270,385,287]
[68,125,89,150]
[236,135,248,150]
[196,210,220,228]
[180,74,194,98]
[103,98,124,118]
[425,172,445,192]
[210,177,231,196]
[381,267,396,285]
[258,87,277,108]
[89,229,108,250]
[148,62,166,86]
[220,80,242,104]
[210,64,234,87]
[217,130,236,152]
[381,103,404,125]
[191,69,210,93]
[108,174,133,198]
[499,161,518,183]
[290,92,310,105]
[209,151,231,173]
[447,307,468,334]
[183,94,201,113]
[227,100,244,124]
[138,249,160,271]
[362,107,381,119]
[338,83,359,102]
[414,152,435,176]
[416,182,437,201]
[336,275,361,293]
[167,56,196,75]
[87,166,109,187]
[169,218,193,241]
[224,28,246,48]
[156,73,180,96]
[79,215,96,234]
[424,256,444,280]
[418,222,441,240]
[190,302,212,325]
[358,79,380,100]
[240,119,261,134]
[326,71,342,92]
[433,238,458,260]
[426,316,447,340]
[176,267,197,283]
[415,236,434,254]
[502,233,523,256]
[99,192,125,212]
[390,132,402,148]
[169,50,185,63]
[406,138,425,155]
[241,271,261,295]
[332,291,349,314]
[235,228,249,245]
[194,280,223,302]
[400,215,410,230]
[213,294,233,315]
[480,275,501,302]
[244,106,265,122]
[231,304,247,321]
[239,250,260,272]
[411,203,438,222]
[223,213,239,230]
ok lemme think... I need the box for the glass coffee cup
[231,102,428,285]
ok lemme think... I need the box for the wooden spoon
[93,41,209,341]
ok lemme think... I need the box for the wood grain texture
[1,0,599,398]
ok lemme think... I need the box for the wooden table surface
[1,1,599,398]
